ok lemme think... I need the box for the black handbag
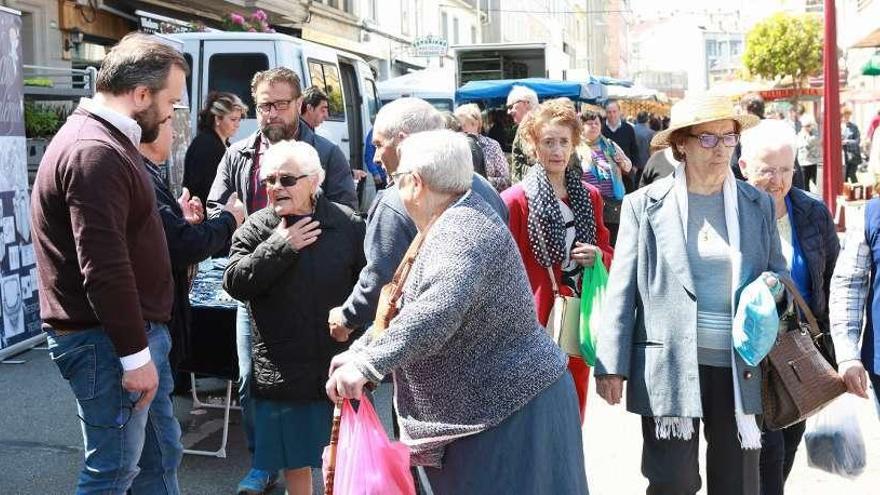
[603,198,622,225]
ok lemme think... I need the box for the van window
[208,53,269,119]
[308,60,345,121]
[183,53,193,109]
[362,77,379,123]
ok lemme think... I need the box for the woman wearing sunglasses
[223,140,365,494]
[594,94,788,495]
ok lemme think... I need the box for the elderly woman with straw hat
[594,94,788,495]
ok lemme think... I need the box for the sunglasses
[260,174,309,188]
[688,133,740,149]
[77,394,141,430]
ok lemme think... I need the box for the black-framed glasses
[256,99,294,114]
[688,133,740,149]
[506,100,527,110]
[77,394,140,430]
[260,174,309,188]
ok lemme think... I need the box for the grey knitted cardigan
[350,191,567,467]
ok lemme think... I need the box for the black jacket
[183,131,228,204]
[145,159,237,368]
[206,120,358,219]
[787,187,840,334]
[223,194,366,401]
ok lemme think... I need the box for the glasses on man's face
[688,133,740,149]
[506,100,526,110]
[390,171,412,182]
[256,99,294,114]
[260,174,309,188]
[77,394,140,430]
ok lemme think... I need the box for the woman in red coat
[502,99,613,420]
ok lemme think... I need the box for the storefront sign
[137,10,200,35]
[412,35,448,57]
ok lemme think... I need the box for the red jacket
[502,183,614,326]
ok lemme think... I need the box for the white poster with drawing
[0,7,40,355]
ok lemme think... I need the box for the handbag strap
[545,265,561,297]
[778,275,821,339]
[384,230,428,310]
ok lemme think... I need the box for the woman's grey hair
[259,140,326,187]
[397,130,473,195]
[506,85,538,109]
[373,97,444,139]
[740,119,797,164]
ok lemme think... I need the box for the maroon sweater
[31,108,173,357]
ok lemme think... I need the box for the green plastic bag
[579,260,609,366]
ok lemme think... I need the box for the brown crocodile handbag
[761,277,846,430]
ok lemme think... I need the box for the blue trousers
[236,302,256,455]
[47,322,182,495]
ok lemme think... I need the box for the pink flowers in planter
[223,9,274,33]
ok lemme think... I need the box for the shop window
[308,60,345,121]
[208,53,269,119]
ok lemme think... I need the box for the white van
[168,32,380,170]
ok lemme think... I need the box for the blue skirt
[252,397,334,471]
[423,373,589,494]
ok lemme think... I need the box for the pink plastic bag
[323,397,415,495]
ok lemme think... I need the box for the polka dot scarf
[523,163,598,267]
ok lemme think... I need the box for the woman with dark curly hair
[183,92,247,203]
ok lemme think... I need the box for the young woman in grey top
[326,130,588,494]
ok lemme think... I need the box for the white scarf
[657,165,762,450]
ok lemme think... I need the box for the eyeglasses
[755,167,795,179]
[688,133,740,149]
[390,171,412,182]
[260,174,309,188]
[506,100,527,110]
[77,394,140,430]
[256,99,294,114]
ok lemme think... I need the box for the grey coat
[594,176,788,417]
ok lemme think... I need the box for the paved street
[1,345,878,494]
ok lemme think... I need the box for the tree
[742,13,823,106]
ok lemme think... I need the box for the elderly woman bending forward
[223,141,365,494]
[326,130,588,494]
[594,95,787,495]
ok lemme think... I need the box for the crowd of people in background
[29,32,880,495]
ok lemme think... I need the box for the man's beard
[261,119,298,143]
[135,103,165,143]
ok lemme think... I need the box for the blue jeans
[46,322,182,495]
[236,302,255,455]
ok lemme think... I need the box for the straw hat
[651,94,760,148]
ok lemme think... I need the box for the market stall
[455,77,604,105]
